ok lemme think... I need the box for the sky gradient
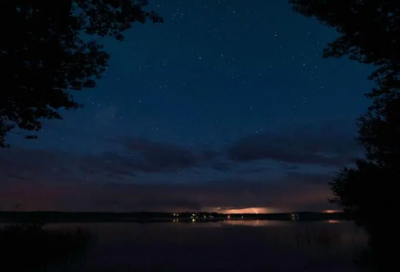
[1,0,373,213]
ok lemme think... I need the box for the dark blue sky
[1,0,373,212]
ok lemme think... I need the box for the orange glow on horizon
[323,209,340,213]
[211,207,278,214]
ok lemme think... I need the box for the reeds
[293,228,342,247]
[0,223,93,272]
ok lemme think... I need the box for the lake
[45,220,367,272]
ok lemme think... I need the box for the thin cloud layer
[227,125,362,167]
[0,174,334,212]
[0,121,360,212]
[123,138,199,171]
[0,138,222,182]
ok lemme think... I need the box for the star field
[1,0,373,212]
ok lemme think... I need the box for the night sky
[1,0,373,213]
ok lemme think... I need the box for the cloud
[4,121,358,185]
[0,147,74,181]
[0,127,346,212]
[0,172,335,212]
[227,122,362,167]
[122,138,199,171]
[283,171,336,185]
[0,144,335,212]
[92,138,227,176]
[0,137,226,184]
[133,198,202,211]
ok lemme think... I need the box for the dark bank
[0,211,346,223]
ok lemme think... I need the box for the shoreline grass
[0,223,94,272]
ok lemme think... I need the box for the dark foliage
[0,0,163,147]
[289,0,400,98]
[329,94,399,270]
[289,0,400,270]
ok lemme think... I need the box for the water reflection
[222,219,284,227]
[45,221,367,272]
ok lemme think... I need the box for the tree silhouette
[329,94,399,269]
[290,0,399,269]
[0,0,163,147]
[290,0,400,98]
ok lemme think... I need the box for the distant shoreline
[0,211,346,223]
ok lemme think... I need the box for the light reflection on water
[45,220,367,272]
[221,219,284,227]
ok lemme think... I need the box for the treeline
[0,211,347,223]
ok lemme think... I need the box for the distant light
[214,207,274,214]
[323,210,340,214]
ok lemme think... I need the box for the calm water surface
[46,220,367,272]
